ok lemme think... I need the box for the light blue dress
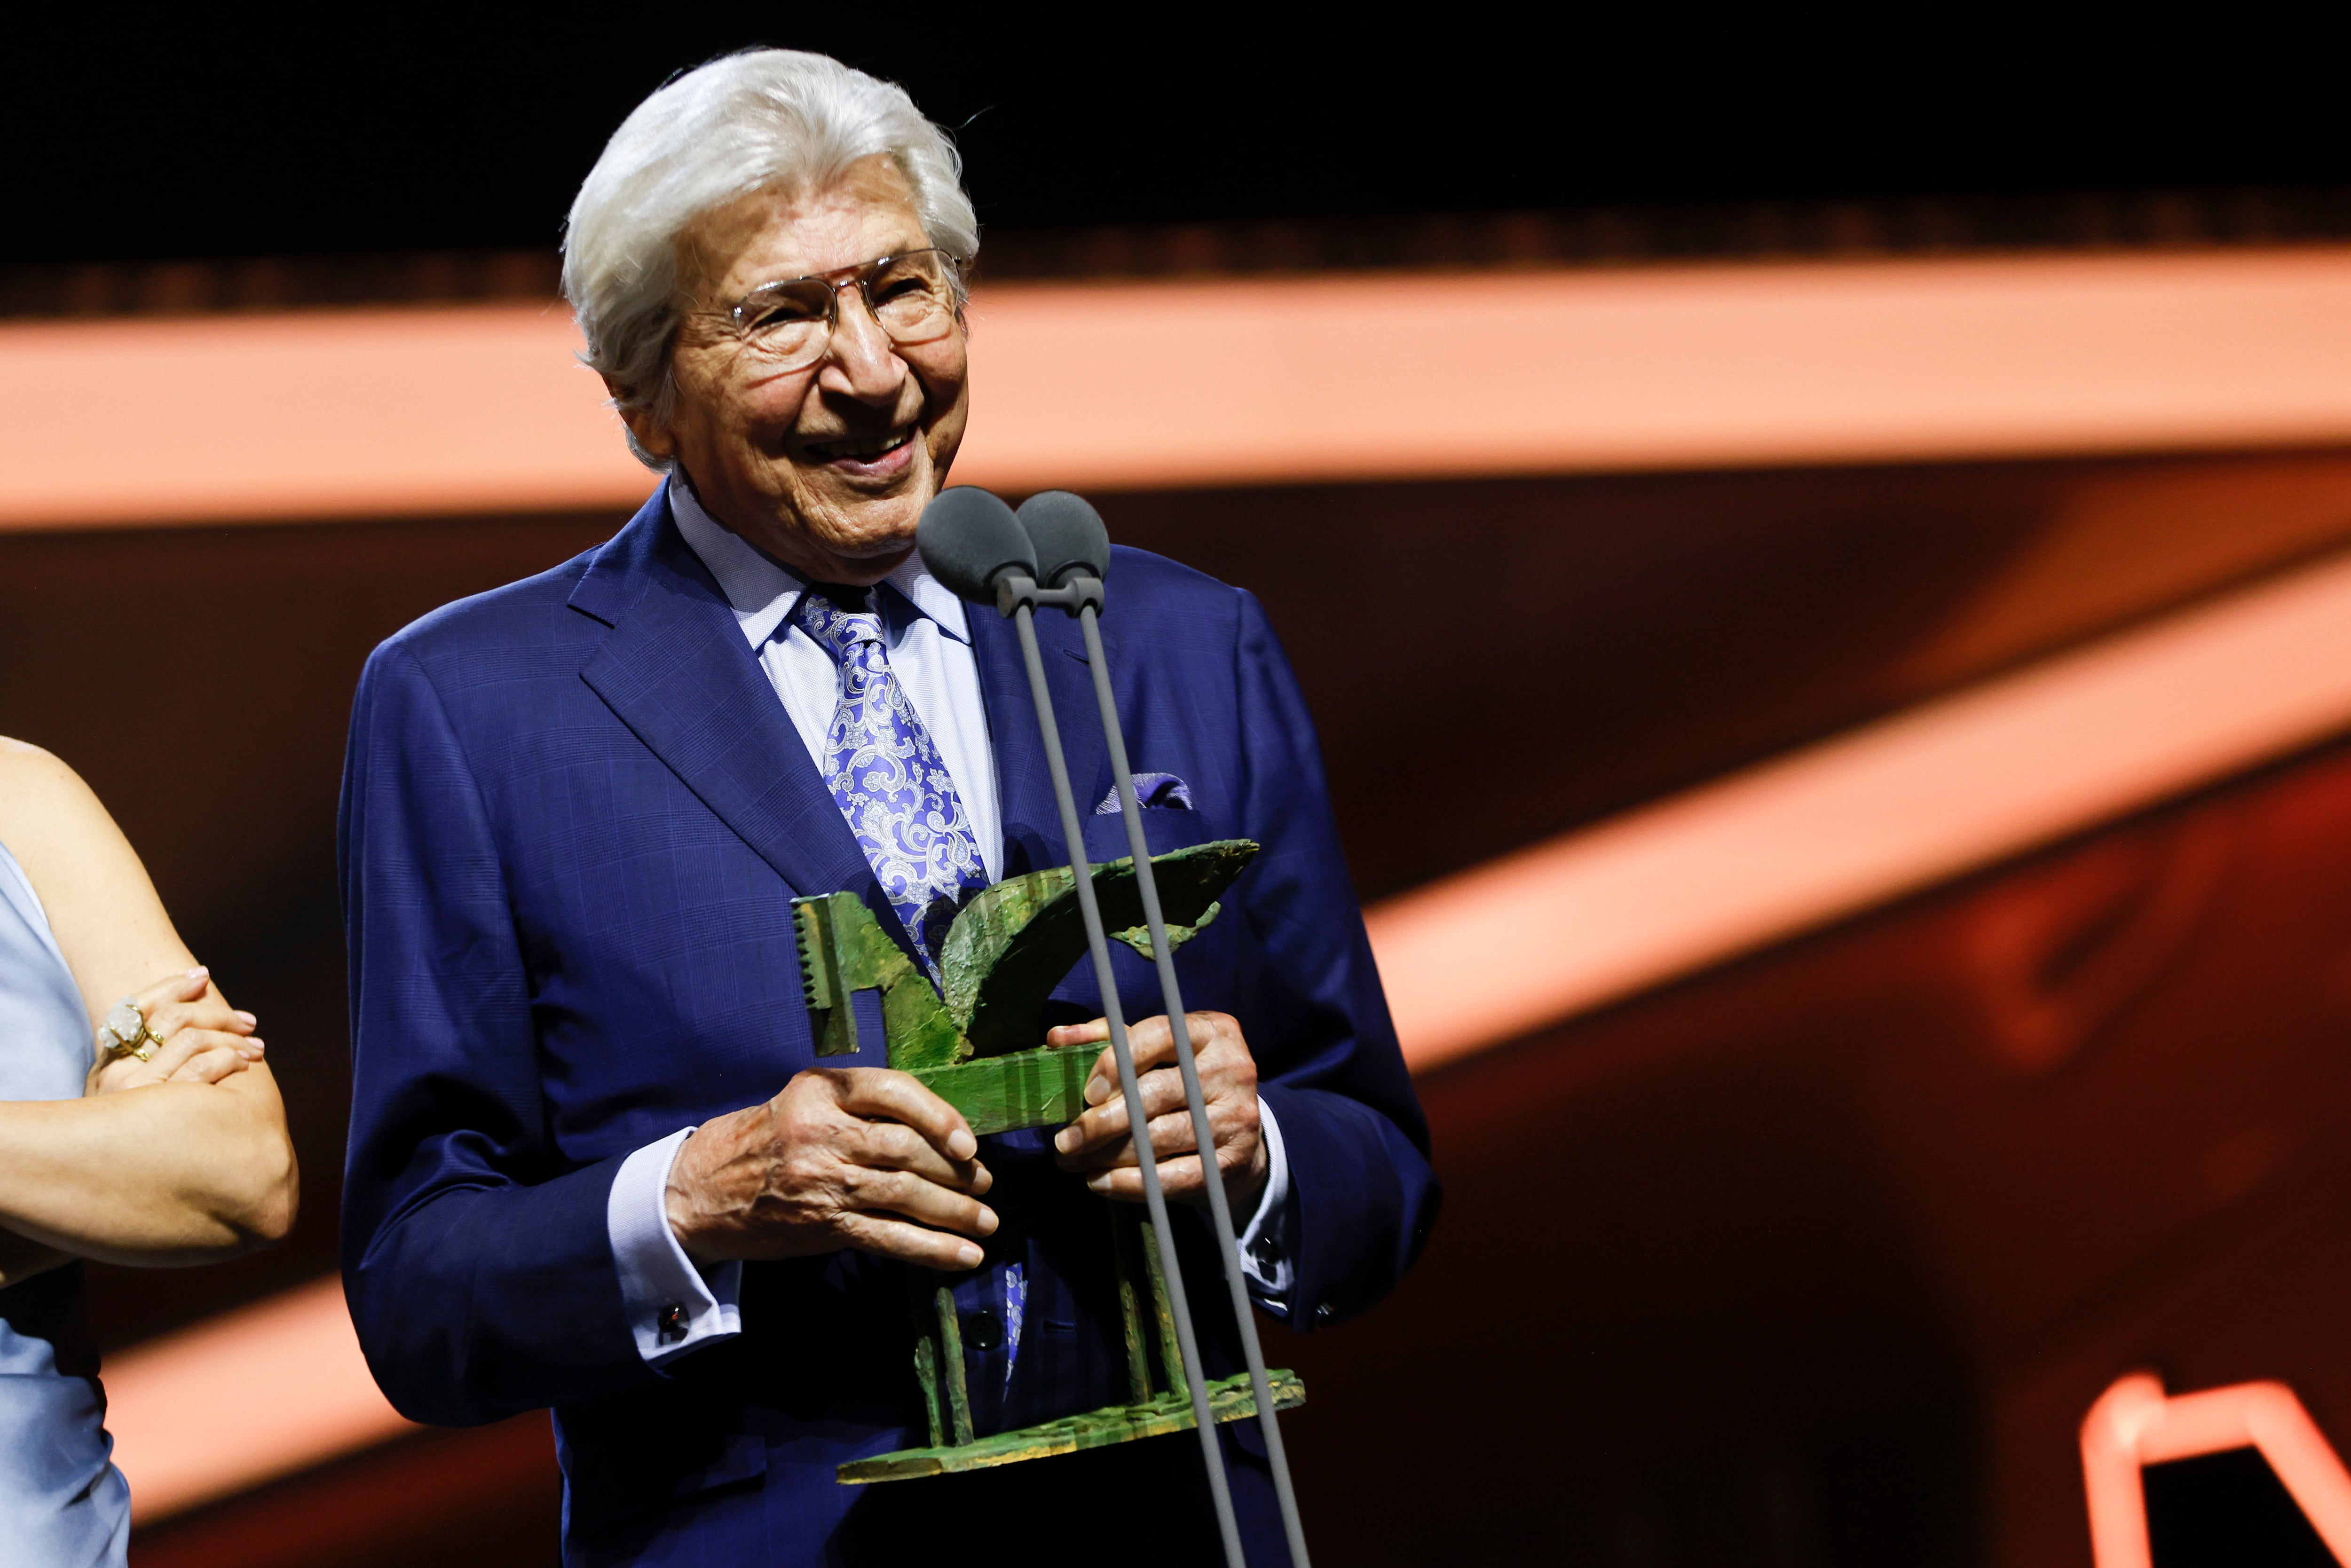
[0,841,130,1566]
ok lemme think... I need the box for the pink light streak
[103,1275,413,1522]
[8,249,2351,530]
[1369,545,2351,1072]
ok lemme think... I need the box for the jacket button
[1312,1302,1334,1325]
[966,1309,1004,1352]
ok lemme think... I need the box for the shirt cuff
[1235,1097,1295,1307]
[607,1127,743,1367]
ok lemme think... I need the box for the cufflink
[658,1302,688,1343]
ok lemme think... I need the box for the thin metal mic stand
[1068,584,1315,1568]
[998,574,1248,1568]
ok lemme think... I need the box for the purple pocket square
[1095,773,1194,813]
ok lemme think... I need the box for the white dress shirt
[608,477,1294,1367]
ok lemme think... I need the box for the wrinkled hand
[87,968,264,1095]
[665,1068,996,1270]
[1050,1011,1268,1212]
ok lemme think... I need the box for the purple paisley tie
[793,588,991,980]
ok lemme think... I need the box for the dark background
[7,18,2347,267]
[13,19,2351,1564]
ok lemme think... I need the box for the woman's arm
[0,740,298,1263]
[0,1077,294,1263]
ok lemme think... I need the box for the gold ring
[99,999,166,1064]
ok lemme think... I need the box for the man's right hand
[665,1068,995,1270]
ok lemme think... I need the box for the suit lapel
[970,608,1110,878]
[573,492,883,913]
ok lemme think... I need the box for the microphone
[916,482,1250,1564]
[916,486,1036,603]
[1015,490,1112,589]
[1013,490,1314,1567]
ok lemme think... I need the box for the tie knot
[795,588,884,663]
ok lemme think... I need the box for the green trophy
[796,838,1307,1484]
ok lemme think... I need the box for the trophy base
[836,1370,1307,1484]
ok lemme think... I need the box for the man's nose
[819,285,906,400]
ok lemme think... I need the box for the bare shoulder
[0,738,189,1025]
[0,739,124,867]
[0,736,91,799]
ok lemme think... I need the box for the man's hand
[1050,1011,1268,1213]
[665,1068,996,1270]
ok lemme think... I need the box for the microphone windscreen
[1017,491,1112,587]
[919,487,1036,603]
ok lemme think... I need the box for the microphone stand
[1064,577,1315,1568]
[994,569,1247,1568]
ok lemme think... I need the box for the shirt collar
[667,473,971,649]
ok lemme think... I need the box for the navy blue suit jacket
[338,489,1438,1566]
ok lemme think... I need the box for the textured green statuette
[795,837,1308,1485]
[792,839,1259,1132]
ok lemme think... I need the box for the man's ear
[601,375,675,462]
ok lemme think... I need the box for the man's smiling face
[622,155,970,584]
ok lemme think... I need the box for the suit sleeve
[1230,589,1441,1329]
[338,641,659,1424]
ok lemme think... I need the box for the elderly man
[339,48,1436,1567]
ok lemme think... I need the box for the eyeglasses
[701,248,963,372]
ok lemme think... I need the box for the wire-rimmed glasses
[702,248,963,372]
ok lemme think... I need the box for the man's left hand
[1049,1011,1267,1213]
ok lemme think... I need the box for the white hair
[562,49,979,470]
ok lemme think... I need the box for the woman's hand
[86,967,264,1095]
